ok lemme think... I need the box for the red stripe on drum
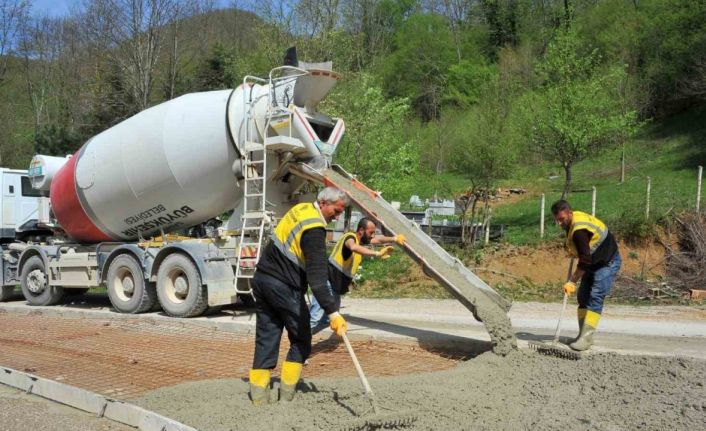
[50,150,114,243]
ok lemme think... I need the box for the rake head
[336,411,418,431]
[528,340,583,360]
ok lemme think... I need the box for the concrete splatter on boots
[249,369,271,406]
[279,361,302,402]
[570,310,599,351]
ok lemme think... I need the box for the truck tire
[0,286,15,301]
[156,253,207,317]
[20,256,64,306]
[107,254,157,314]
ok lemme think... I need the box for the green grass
[493,107,706,245]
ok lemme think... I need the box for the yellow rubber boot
[279,361,303,402]
[570,310,600,351]
[249,369,271,406]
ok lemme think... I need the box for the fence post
[485,208,492,245]
[540,193,545,239]
[645,176,651,220]
[591,186,596,216]
[697,166,703,213]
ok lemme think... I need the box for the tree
[527,28,640,199]
[84,0,179,112]
[0,0,29,87]
[324,73,416,199]
[448,80,519,245]
[18,15,61,137]
[381,12,457,121]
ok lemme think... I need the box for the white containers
[51,89,253,242]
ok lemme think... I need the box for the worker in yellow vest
[309,217,406,330]
[248,187,349,406]
[551,200,621,351]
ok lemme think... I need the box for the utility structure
[0,48,514,353]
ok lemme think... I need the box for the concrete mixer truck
[0,48,350,317]
[0,48,515,353]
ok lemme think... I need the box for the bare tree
[84,0,178,112]
[18,14,62,136]
[164,0,211,100]
[0,0,29,86]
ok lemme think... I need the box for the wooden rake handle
[552,258,575,344]
[341,333,380,415]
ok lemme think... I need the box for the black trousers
[251,271,312,369]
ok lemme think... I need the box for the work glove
[395,234,406,246]
[328,312,348,337]
[563,281,577,295]
[377,246,394,260]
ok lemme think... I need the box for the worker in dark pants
[552,200,621,351]
[249,187,349,406]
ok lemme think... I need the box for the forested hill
[0,0,705,204]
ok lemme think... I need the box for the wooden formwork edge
[0,366,198,431]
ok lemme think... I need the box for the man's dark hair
[551,200,572,215]
[356,217,374,231]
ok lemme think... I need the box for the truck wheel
[107,254,157,314]
[20,256,64,306]
[156,253,207,317]
[0,286,15,301]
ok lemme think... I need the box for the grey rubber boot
[279,383,296,402]
[249,384,270,406]
[569,325,595,351]
[570,314,585,344]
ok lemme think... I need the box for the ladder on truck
[234,75,270,294]
[234,67,309,295]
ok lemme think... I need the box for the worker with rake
[552,200,622,351]
[309,217,405,331]
[248,187,350,405]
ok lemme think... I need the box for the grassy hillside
[492,107,706,245]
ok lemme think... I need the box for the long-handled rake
[529,259,583,360]
[337,333,417,431]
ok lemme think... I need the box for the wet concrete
[135,350,706,431]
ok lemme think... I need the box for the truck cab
[0,168,45,243]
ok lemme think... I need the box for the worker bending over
[552,200,621,351]
[249,187,349,405]
[309,217,406,330]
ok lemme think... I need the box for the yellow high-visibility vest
[329,232,362,278]
[566,211,609,257]
[271,203,326,269]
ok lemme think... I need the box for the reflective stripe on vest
[566,211,609,257]
[271,203,326,269]
[328,232,362,278]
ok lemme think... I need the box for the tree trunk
[561,163,572,200]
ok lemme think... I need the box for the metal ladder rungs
[246,160,265,165]
[240,226,263,230]
[244,141,265,152]
[240,242,263,247]
[244,193,264,198]
[242,212,266,219]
